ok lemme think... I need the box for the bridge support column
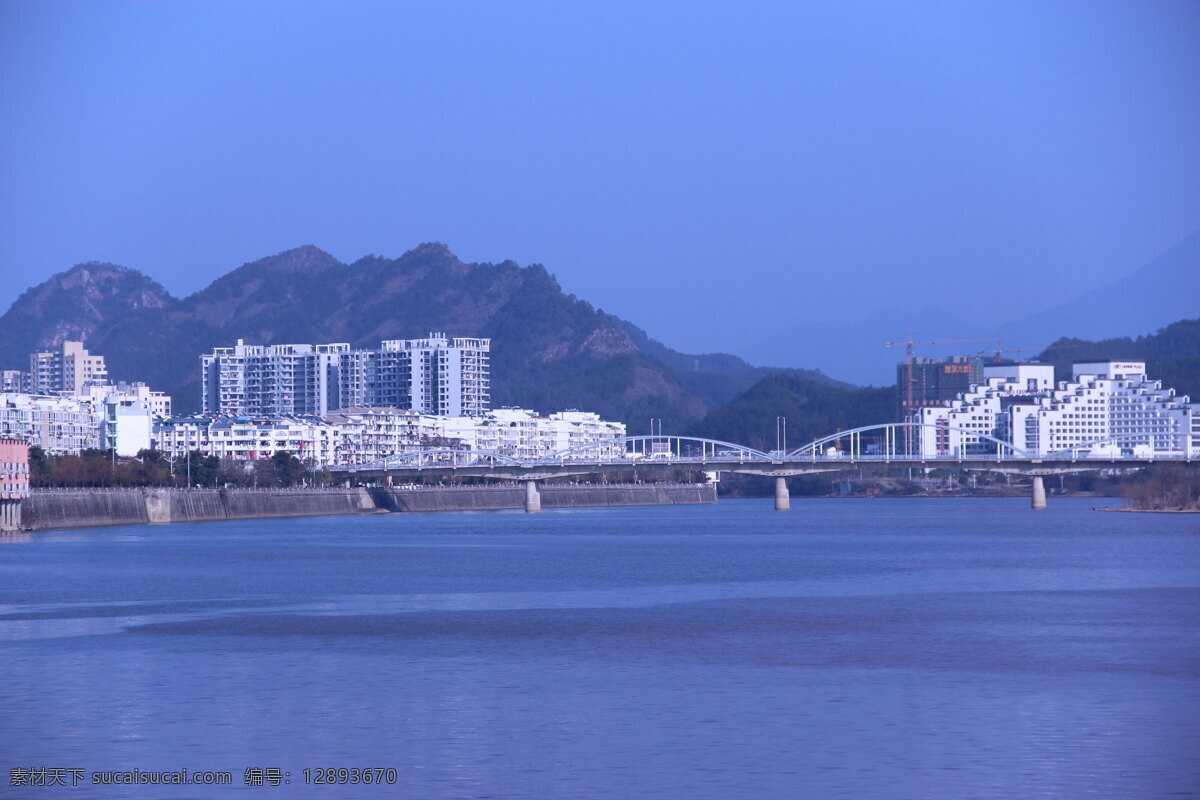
[524,480,542,514]
[1031,475,1046,510]
[774,477,790,511]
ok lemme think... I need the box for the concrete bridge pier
[774,477,790,511]
[0,499,21,531]
[1031,476,1047,510]
[524,480,542,513]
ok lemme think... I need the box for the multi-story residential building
[1,370,28,394]
[28,341,108,395]
[151,406,626,467]
[0,437,29,531]
[390,333,490,417]
[1009,362,1194,457]
[919,361,1196,458]
[156,415,342,465]
[78,381,173,419]
[917,364,1055,457]
[201,340,347,418]
[0,393,102,455]
[99,398,155,457]
[0,438,30,499]
[202,334,490,418]
[433,408,627,461]
[323,407,442,465]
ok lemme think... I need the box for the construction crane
[973,343,1076,359]
[884,333,1002,424]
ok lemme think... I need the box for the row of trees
[29,447,330,489]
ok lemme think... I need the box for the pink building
[0,438,29,500]
[0,437,28,531]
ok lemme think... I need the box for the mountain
[742,230,1200,385]
[0,263,176,366]
[618,320,850,408]
[1035,318,1200,398]
[0,244,839,431]
[998,231,1200,347]
[743,306,994,386]
[687,374,895,453]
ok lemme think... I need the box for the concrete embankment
[371,483,715,512]
[21,483,715,531]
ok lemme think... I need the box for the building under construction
[896,355,985,424]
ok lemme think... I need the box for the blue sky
[2,0,1197,355]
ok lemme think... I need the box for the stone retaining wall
[21,484,714,530]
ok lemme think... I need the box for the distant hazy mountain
[743,306,995,386]
[744,230,1200,385]
[996,231,1200,346]
[0,244,838,430]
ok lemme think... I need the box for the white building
[919,361,1196,458]
[323,407,442,465]
[0,393,102,455]
[29,341,108,395]
[201,340,347,418]
[100,398,154,457]
[918,364,1054,457]
[155,415,342,466]
[203,333,490,418]
[78,381,172,419]
[432,408,627,461]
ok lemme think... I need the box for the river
[1,498,1197,799]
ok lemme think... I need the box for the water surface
[1,498,1197,799]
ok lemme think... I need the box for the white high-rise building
[28,341,108,395]
[201,340,348,417]
[919,361,1196,458]
[202,334,490,418]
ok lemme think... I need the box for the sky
[2,0,1198,356]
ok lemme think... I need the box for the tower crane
[884,333,1002,423]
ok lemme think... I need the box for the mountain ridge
[0,244,844,430]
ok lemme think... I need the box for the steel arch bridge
[330,423,1187,478]
[326,424,1189,511]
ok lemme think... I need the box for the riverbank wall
[21,483,715,531]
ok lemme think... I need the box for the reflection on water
[1,498,1197,799]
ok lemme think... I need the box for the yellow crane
[884,333,1002,421]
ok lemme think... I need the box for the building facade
[898,356,985,423]
[1,370,28,394]
[29,341,108,395]
[0,393,102,455]
[202,334,490,418]
[919,361,1197,458]
[0,437,29,531]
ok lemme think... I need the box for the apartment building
[156,415,342,465]
[28,341,108,395]
[202,334,490,418]
[78,381,172,419]
[1,370,28,394]
[919,361,1196,458]
[201,340,346,418]
[0,393,102,455]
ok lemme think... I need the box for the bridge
[327,422,1191,513]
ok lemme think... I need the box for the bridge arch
[787,422,1032,460]
[546,435,772,464]
[337,448,529,472]
[1042,434,1175,459]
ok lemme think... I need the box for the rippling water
[1,498,1198,799]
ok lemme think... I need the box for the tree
[270,451,307,487]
